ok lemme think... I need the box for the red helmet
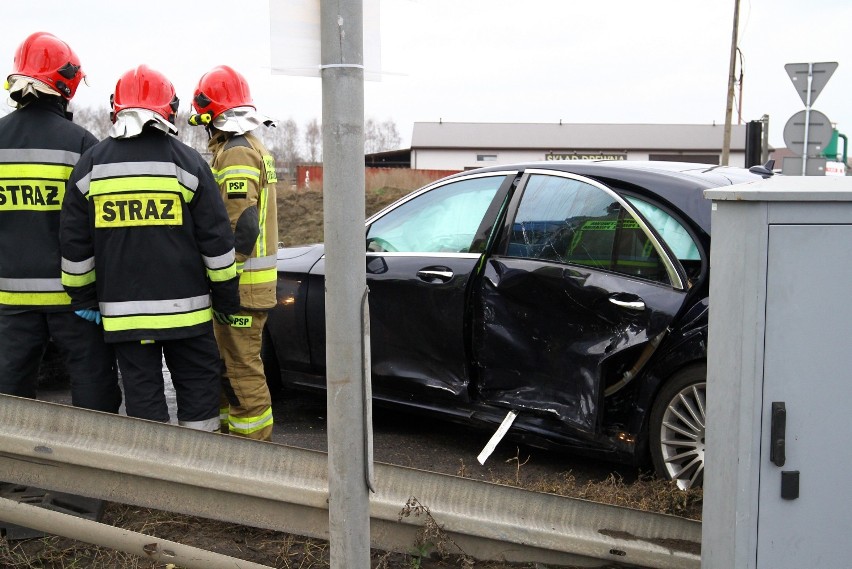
[191,65,254,122]
[111,65,179,124]
[9,31,84,100]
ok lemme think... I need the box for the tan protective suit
[208,130,279,440]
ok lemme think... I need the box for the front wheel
[649,365,706,490]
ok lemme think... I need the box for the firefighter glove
[75,309,102,325]
[212,309,235,325]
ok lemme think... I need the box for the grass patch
[277,168,449,247]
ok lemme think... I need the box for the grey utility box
[702,175,852,569]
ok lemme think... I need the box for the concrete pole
[721,0,740,165]
[320,1,370,568]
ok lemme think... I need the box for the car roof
[443,160,768,235]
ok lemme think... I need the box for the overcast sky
[3,0,850,152]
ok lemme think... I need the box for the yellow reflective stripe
[0,163,73,179]
[229,407,274,435]
[257,186,268,257]
[61,269,96,287]
[0,291,72,305]
[207,263,237,283]
[102,308,211,332]
[213,165,261,184]
[239,267,277,285]
[88,177,194,203]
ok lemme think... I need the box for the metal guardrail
[0,395,701,568]
[0,495,274,569]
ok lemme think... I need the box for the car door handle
[416,268,453,283]
[608,297,645,311]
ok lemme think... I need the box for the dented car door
[472,171,689,433]
[363,173,514,404]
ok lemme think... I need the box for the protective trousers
[0,311,121,412]
[214,309,273,440]
[113,331,221,431]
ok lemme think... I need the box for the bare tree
[175,110,211,156]
[365,117,401,154]
[71,105,112,140]
[304,118,321,163]
[67,106,211,156]
[271,118,302,185]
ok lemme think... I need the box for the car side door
[472,170,689,434]
[362,172,515,405]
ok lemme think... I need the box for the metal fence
[0,395,701,568]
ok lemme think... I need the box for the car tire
[649,364,706,490]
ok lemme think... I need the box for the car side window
[625,196,699,261]
[506,174,669,284]
[625,195,701,285]
[366,176,502,253]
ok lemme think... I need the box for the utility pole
[761,114,770,164]
[721,0,740,165]
[321,1,371,568]
[736,48,744,125]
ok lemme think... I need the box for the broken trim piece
[477,410,518,465]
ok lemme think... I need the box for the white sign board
[826,161,847,177]
[269,0,382,81]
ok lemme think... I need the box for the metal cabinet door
[758,223,852,567]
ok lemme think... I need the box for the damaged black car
[263,160,772,489]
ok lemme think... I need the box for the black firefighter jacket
[0,100,98,313]
[60,128,240,342]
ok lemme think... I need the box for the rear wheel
[649,365,706,490]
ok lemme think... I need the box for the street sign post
[784,62,839,176]
[783,109,833,157]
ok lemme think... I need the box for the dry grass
[0,462,702,568]
[277,168,447,247]
[0,503,544,568]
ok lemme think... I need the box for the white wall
[411,148,746,170]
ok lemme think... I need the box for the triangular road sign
[785,62,839,106]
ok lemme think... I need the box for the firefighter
[60,65,240,431]
[189,66,278,440]
[0,31,121,412]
